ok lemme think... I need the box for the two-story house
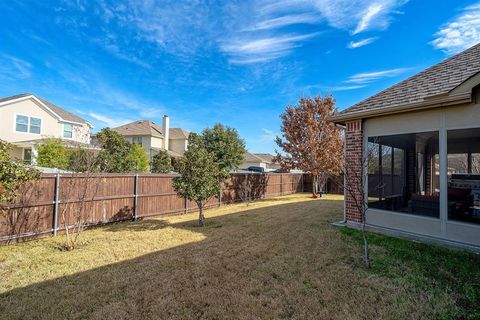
[111,116,189,159]
[0,93,92,163]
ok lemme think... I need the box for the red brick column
[345,120,364,223]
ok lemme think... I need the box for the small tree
[0,140,40,204]
[338,139,382,268]
[128,144,149,172]
[59,146,105,250]
[95,128,136,173]
[36,138,70,169]
[274,96,343,198]
[150,149,173,173]
[173,134,220,226]
[202,123,246,180]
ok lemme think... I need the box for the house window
[132,136,143,146]
[447,128,480,225]
[368,131,439,218]
[23,148,32,164]
[63,124,73,138]
[29,117,41,134]
[15,115,41,134]
[15,115,29,132]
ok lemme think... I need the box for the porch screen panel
[368,131,439,218]
[447,128,480,225]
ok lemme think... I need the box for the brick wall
[345,120,364,223]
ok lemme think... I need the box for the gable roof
[0,93,90,125]
[112,120,164,138]
[111,120,190,140]
[169,127,190,139]
[333,43,480,122]
[243,152,267,163]
[253,153,274,163]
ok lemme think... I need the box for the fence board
[0,172,341,244]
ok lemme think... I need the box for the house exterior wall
[344,120,363,223]
[169,138,187,155]
[0,98,90,144]
[344,96,480,248]
[151,136,163,149]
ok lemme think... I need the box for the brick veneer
[345,120,364,223]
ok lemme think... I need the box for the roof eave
[331,92,472,124]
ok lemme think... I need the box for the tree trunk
[198,201,205,227]
[312,175,318,198]
[361,213,370,268]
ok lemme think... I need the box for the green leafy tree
[150,149,173,173]
[173,134,220,226]
[0,140,40,204]
[36,138,70,169]
[95,128,136,173]
[128,144,149,172]
[202,123,246,180]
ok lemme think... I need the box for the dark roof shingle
[339,43,480,116]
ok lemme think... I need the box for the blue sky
[1,0,479,153]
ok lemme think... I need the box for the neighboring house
[332,43,480,250]
[111,116,189,159]
[0,93,92,163]
[241,152,280,171]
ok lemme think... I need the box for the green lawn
[0,193,479,319]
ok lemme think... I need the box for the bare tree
[58,146,105,250]
[237,173,269,206]
[339,139,381,268]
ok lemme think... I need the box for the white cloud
[0,54,32,79]
[347,37,378,48]
[431,2,480,54]
[345,68,410,84]
[245,13,320,31]
[314,85,366,91]
[311,0,407,33]
[352,3,383,34]
[260,128,277,142]
[88,112,134,128]
[222,33,319,64]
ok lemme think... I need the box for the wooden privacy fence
[0,173,312,243]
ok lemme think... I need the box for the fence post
[133,174,139,221]
[53,173,60,236]
[301,174,304,193]
[184,196,189,214]
[280,174,283,195]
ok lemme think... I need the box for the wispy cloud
[259,128,277,142]
[347,37,378,48]
[312,0,408,34]
[222,33,319,64]
[431,2,480,54]
[88,112,134,128]
[0,54,33,79]
[345,68,410,84]
[244,13,320,31]
[352,3,384,34]
[307,84,366,92]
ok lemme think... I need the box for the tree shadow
[1,199,353,320]
[101,194,321,233]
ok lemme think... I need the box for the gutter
[330,92,472,124]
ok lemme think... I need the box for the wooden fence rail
[0,172,339,244]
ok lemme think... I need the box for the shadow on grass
[339,227,480,320]
[100,194,324,233]
[0,198,347,319]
